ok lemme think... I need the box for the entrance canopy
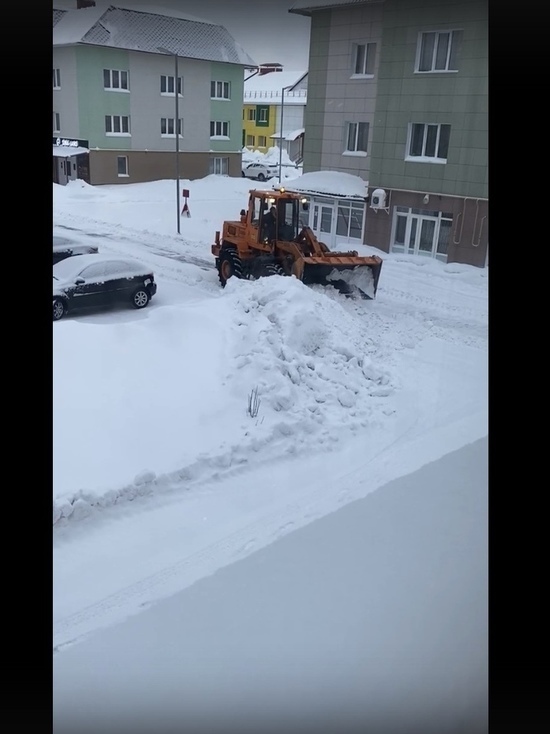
[53,145,89,158]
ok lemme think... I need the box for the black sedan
[53,254,157,320]
[53,236,98,264]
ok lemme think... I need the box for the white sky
[53,0,312,69]
[53,169,488,733]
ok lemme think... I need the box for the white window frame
[336,200,365,241]
[258,135,267,147]
[103,68,130,91]
[406,122,450,163]
[53,68,61,89]
[160,75,183,96]
[391,206,453,262]
[210,80,231,100]
[117,155,129,178]
[258,108,268,123]
[160,118,184,137]
[53,112,61,133]
[343,121,369,156]
[246,134,255,146]
[210,121,230,139]
[247,108,256,121]
[105,115,131,136]
[351,42,376,78]
[209,157,229,175]
[415,30,461,73]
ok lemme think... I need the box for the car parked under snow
[53,254,157,320]
[53,236,99,264]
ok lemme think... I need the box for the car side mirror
[75,277,85,285]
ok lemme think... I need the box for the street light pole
[174,53,181,235]
[278,86,286,185]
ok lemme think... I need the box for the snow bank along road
[53,215,488,650]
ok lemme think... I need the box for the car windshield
[53,258,85,281]
[53,255,103,281]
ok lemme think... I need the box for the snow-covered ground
[53,173,488,732]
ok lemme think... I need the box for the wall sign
[52,137,89,149]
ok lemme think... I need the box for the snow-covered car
[241,162,279,181]
[53,254,157,321]
[53,236,98,265]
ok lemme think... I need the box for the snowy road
[53,185,488,651]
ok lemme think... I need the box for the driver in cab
[262,205,278,242]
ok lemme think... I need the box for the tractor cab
[249,191,309,245]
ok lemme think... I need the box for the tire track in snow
[52,416,418,653]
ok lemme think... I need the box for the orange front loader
[211,189,383,299]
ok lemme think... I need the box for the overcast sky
[54,0,312,70]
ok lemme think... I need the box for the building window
[53,112,61,133]
[258,135,267,147]
[246,134,255,146]
[407,123,450,162]
[210,121,229,138]
[258,107,268,123]
[105,115,131,135]
[160,75,183,95]
[117,156,129,177]
[211,80,230,99]
[53,68,61,89]
[103,68,129,91]
[416,30,462,72]
[247,108,256,121]
[161,118,183,137]
[209,157,229,175]
[391,206,453,262]
[336,201,364,240]
[352,43,376,76]
[344,122,369,154]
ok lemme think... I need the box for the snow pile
[225,275,396,426]
[53,274,397,527]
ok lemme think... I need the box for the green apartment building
[53,4,256,185]
[290,0,488,267]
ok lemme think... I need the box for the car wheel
[257,173,266,181]
[53,298,66,321]
[217,247,243,287]
[132,288,150,309]
[242,171,246,177]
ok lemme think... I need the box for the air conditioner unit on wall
[370,188,387,209]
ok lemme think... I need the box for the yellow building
[242,68,307,161]
[242,102,275,152]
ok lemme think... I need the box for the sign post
[181,189,190,217]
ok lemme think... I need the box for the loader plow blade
[301,256,383,300]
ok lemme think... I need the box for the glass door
[312,201,336,248]
[407,215,436,257]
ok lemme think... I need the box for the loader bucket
[301,256,383,300]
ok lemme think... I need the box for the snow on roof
[53,5,256,67]
[53,145,90,158]
[269,128,305,141]
[53,5,106,44]
[280,170,369,199]
[244,70,307,97]
[290,0,381,15]
[53,8,67,27]
[109,2,213,25]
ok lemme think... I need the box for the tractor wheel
[218,247,243,287]
[264,263,285,278]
